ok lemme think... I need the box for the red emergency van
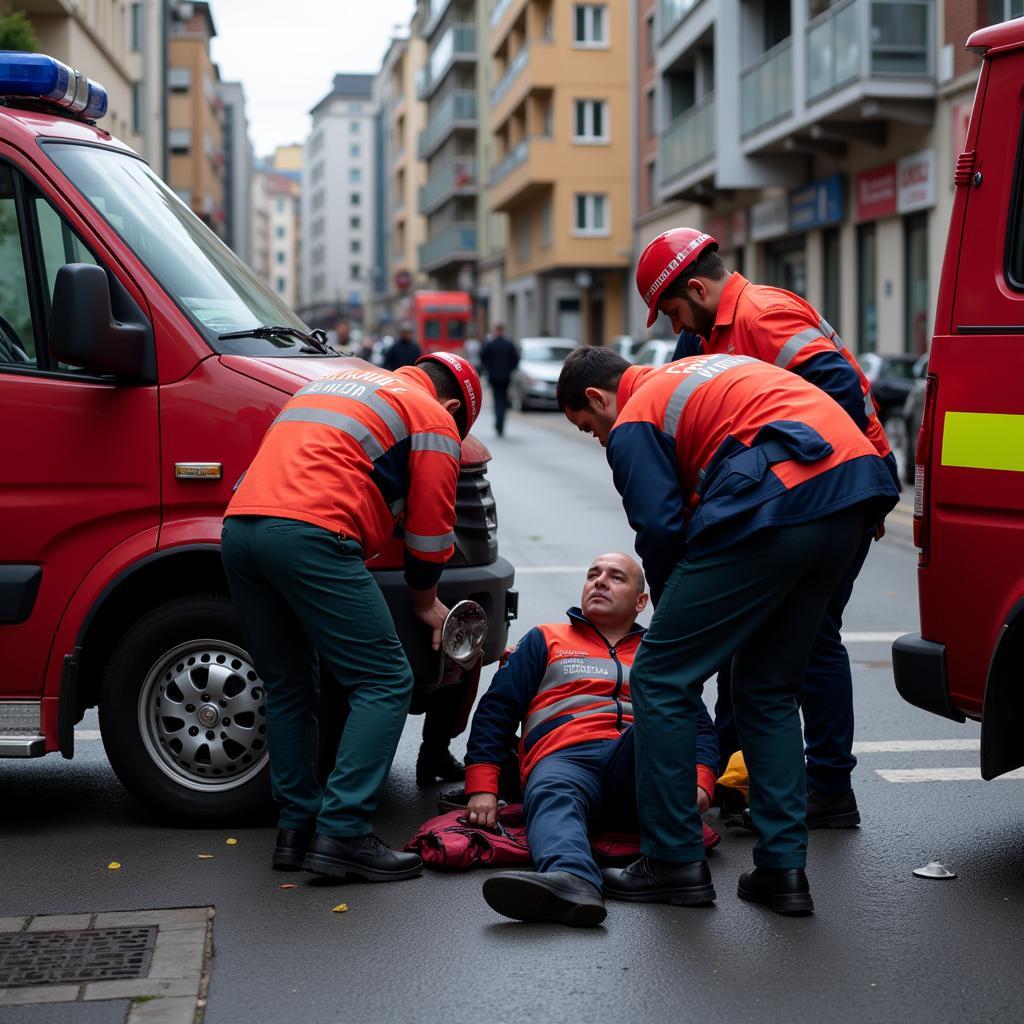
[0,55,515,820]
[412,291,473,354]
[893,19,1024,780]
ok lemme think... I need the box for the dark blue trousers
[523,730,639,890]
[714,527,873,794]
[491,381,509,435]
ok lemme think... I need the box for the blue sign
[788,174,844,232]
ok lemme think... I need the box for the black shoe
[806,787,860,829]
[416,745,466,786]
[602,857,715,906]
[739,808,759,835]
[302,832,423,882]
[483,871,606,927]
[273,828,312,871]
[737,867,814,916]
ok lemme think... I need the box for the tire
[99,594,273,823]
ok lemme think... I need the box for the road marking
[843,631,906,643]
[876,766,1024,783]
[854,739,979,754]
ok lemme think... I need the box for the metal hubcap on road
[138,639,269,792]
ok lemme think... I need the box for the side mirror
[49,264,152,380]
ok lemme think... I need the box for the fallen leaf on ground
[278,883,297,890]
[107,862,121,870]
[197,854,213,859]
[331,903,349,913]
[225,838,238,845]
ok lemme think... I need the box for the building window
[350,121,360,134]
[904,212,929,355]
[351,239,361,253]
[349,102,362,114]
[646,160,656,212]
[275,225,285,239]
[572,4,608,47]
[276,252,286,264]
[351,192,361,206]
[168,128,191,154]
[645,13,654,64]
[541,198,553,248]
[276,276,286,292]
[349,168,362,183]
[989,0,1023,22]
[350,215,361,229]
[131,81,144,135]
[856,223,877,354]
[351,264,362,279]
[646,89,655,137]
[350,143,361,158]
[168,67,191,92]
[131,2,144,51]
[276,199,285,213]
[822,227,840,335]
[515,213,530,260]
[573,99,608,142]
[573,193,608,236]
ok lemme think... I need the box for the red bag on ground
[405,805,720,871]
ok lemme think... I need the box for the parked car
[859,351,923,423]
[883,354,929,484]
[510,337,580,410]
[608,335,640,362]
[632,340,678,368]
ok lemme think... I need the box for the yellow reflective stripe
[941,412,1024,472]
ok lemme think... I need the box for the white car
[632,339,678,367]
[510,337,580,410]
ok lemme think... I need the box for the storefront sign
[897,149,936,214]
[788,175,844,232]
[750,197,788,241]
[854,163,897,222]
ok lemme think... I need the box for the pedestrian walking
[222,352,481,882]
[383,321,422,370]
[641,228,899,826]
[480,324,519,437]
[557,347,897,914]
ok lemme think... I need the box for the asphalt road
[3,407,1023,1024]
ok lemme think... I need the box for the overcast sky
[209,0,417,157]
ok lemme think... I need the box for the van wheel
[99,595,272,823]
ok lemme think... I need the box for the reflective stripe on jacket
[225,365,461,589]
[608,357,899,603]
[701,274,891,458]
[465,608,718,795]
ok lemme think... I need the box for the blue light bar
[0,51,108,121]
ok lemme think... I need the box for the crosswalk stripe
[842,632,904,643]
[854,739,979,753]
[877,767,1024,783]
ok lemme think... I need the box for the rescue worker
[479,324,519,437]
[221,352,481,882]
[465,553,718,927]
[383,321,422,371]
[640,228,898,827]
[556,348,897,914]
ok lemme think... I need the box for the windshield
[44,143,319,357]
[522,342,576,362]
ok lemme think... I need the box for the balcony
[423,0,455,38]
[740,38,793,137]
[419,91,478,160]
[491,46,529,107]
[659,94,716,191]
[658,0,703,42]
[419,156,478,215]
[490,40,557,130]
[490,0,528,48]
[420,223,478,273]
[488,136,555,212]
[419,24,477,100]
[807,0,933,104]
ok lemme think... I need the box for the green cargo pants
[630,506,865,870]
[221,516,413,837]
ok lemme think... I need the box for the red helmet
[416,351,482,438]
[636,228,718,327]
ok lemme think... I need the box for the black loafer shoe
[483,870,606,927]
[738,867,814,916]
[302,832,423,882]
[602,857,715,906]
[806,787,860,829]
[416,745,466,786]
[273,828,312,871]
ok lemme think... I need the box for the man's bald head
[581,553,648,633]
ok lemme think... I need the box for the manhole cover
[0,927,156,987]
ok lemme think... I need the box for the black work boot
[416,744,466,786]
[302,832,423,882]
[483,871,606,927]
[601,857,716,906]
[738,867,814,916]
[272,828,312,871]
[806,787,860,829]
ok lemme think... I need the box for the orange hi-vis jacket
[226,365,461,590]
[699,274,891,458]
[464,609,718,796]
[609,355,899,603]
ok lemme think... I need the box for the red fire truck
[0,55,515,820]
[893,19,1024,780]
[412,291,473,354]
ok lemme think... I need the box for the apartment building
[373,28,429,329]
[218,81,254,265]
[416,0,481,293]
[636,0,1011,358]
[488,0,632,345]
[301,74,376,325]
[21,0,163,163]
[167,1,224,236]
